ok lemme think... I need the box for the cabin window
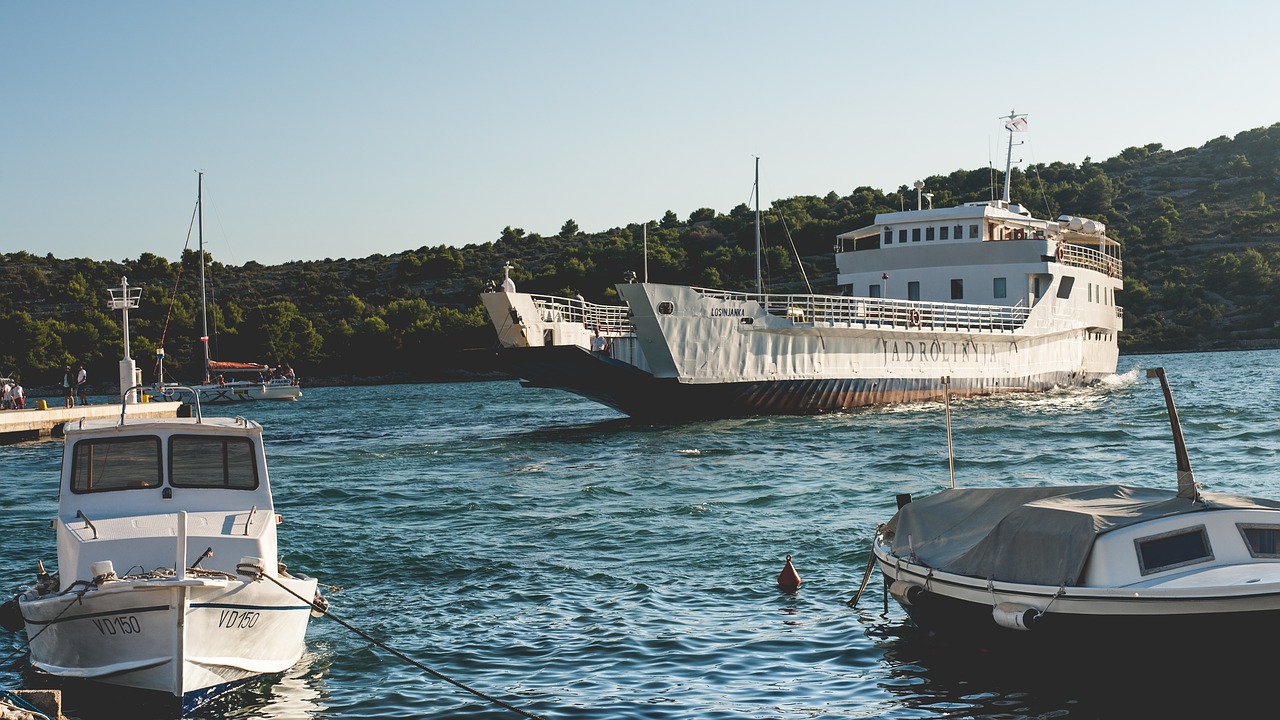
[898,229,907,243]
[912,228,921,242]
[869,284,882,298]
[1239,524,1280,558]
[657,301,675,315]
[882,228,892,245]
[940,226,950,240]
[925,227,935,241]
[1057,276,1075,299]
[993,277,1007,299]
[70,436,163,493]
[907,282,920,301]
[951,279,963,300]
[169,435,259,489]
[955,224,964,239]
[1135,525,1213,575]
[970,224,980,239]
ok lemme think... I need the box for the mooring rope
[244,567,549,720]
[1,583,91,668]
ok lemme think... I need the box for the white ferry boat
[481,116,1123,419]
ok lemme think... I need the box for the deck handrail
[525,294,636,334]
[692,288,1033,333]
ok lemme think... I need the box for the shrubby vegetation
[3,123,1278,391]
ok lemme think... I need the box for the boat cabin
[834,200,1122,311]
[55,417,282,591]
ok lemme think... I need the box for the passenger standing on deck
[1,380,11,410]
[62,365,74,407]
[76,364,88,406]
[12,380,23,409]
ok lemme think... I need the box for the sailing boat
[153,173,302,405]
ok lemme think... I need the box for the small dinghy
[0,388,323,715]
[870,368,1280,654]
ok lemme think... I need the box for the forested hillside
[3,123,1278,392]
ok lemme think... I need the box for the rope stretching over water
[243,566,550,720]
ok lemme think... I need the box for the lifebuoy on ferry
[1055,245,1064,263]
[910,309,921,327]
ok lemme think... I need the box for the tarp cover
[885,485,1280,587]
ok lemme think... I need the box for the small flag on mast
[1005,116,1028,132]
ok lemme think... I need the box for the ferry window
[1239,524,1280,558]
[955,224,964,239]
[1136,526,1212,575]
[1034,277,1042,298]
[883,228,892,245]
[169,435,259,489]
[951,279,963,300]
[993,277,1007,299]
[71,436,162,493]
[970,224,980,239]
[908,282,920,301]
[898,229,907,243]
[912,228,921,242]
[940,226,950,240]
[925,227,935,241]
[869,284,882,298]
[1057,276,1075,299]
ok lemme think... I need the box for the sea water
[1,349,1278,719]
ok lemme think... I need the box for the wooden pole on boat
[1146,367,1199,501]
[942,376,955,488]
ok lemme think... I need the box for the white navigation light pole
[108,276,143,403]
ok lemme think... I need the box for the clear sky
[4,1,1278,267]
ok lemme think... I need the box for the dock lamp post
[108,277,143,404]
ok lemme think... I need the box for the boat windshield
[71,437,163,493]
[169,436,259,489]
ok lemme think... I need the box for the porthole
[657,301,675,315]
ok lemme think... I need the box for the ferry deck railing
[1060,242,1123,278]
[693,288,1032,333]
[526,294,635,335]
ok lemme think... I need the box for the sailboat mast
[754,156,761,295]
[198,171,211,384]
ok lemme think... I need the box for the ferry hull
[495,345,1102,419]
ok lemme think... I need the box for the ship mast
[754,156,761,294]
[198,171,211,384]
[1001,110,1026,204]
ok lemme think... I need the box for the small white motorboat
[869,368,1280,654]
[0,388,323,714]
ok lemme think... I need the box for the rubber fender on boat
[992,602,1041,631]
[888,580,925,607]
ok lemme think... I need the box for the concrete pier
[0,401,184,443]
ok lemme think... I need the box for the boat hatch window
[1056,276,1075,299]
[71,436,163,493]
[1135,525,1213,575]
[1238,524,1280,558]
[169,435,259,489]
[657,301,675,315]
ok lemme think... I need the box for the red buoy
[777,554,801,592]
